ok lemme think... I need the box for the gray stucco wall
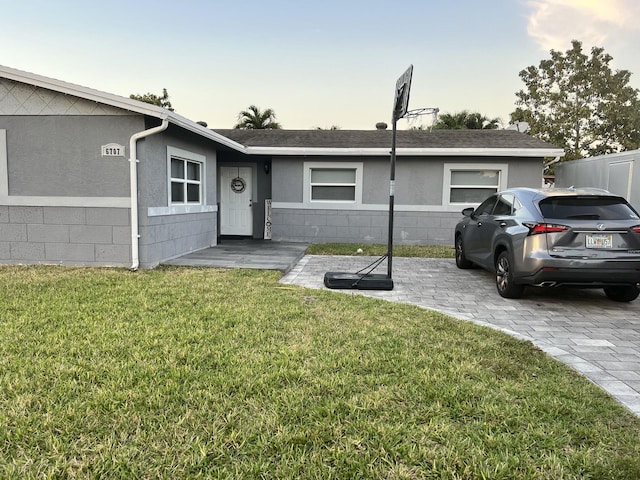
[2,115,142,197]
[0,205,131,266]
[505,156,544,188]
[270,155,543,245]
[272,157,303,203]
[139,211,216,268]
[271,208,458,245]
[1,111,139,267]
[136,125,219,267]
[1,113,221,268]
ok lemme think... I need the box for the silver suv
[454,187,640,301]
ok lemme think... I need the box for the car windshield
[538,196,640,220]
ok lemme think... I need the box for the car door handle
[499,222,507,228]
[477,221,482,227]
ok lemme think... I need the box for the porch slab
[162,239,309,273]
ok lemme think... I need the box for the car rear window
[538,196,640,220]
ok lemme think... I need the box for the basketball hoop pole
[321,66,413,291]
[387,111,398,278]
[387,65,413,279]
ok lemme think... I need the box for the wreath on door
[231,177,246,194]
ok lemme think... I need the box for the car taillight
[632,226,640,233]
[524,223,569,235]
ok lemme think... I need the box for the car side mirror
[462,207,475,217]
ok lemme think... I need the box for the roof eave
[245,146,566,157]
[1,65,166,117]
[167,113,246,152]
[1,65,247,153]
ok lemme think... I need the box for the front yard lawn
[306,243,455,258]
[1,266,639,479]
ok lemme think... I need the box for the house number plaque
[101,143,125,157]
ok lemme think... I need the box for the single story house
[1,65,564,268]
[555,150,639,210]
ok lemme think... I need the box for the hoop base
[323,272,394,290]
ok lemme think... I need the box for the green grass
[1,265,639,479]
[306,243,455,258]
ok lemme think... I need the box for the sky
[2,0,640,130]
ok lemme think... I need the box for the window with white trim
[168,147,205,205]
[304,162,363,204]
[444,164,508,206]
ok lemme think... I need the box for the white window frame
[167,146,205,206]
[303,161,363,206]
[443,163,508,209]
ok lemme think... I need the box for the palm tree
[433,110,500,130]
[234,105,282,129]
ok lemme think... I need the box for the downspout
[129,118,169,270]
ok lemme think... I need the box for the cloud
[525,0,640,52]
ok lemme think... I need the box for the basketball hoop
[324,64,438,291]
[393,65,413,120]
[405,107,440,130]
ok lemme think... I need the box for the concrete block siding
[0,205,131,266]
[271,208,457,245]
[138,212,217,268]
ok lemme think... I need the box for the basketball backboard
[393,64,413,120]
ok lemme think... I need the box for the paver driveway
[281,255,640,416]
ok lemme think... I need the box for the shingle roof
[213,128,559,151]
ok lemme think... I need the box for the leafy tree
[315,125,341,130]
[234,105,281,129]
[511,40,640,161]
[431,110,500,130]
[129,88,173,111]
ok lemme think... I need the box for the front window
[170,158,201,204]
[310,168,356,201]
[167,147,205,206]
[450,170,500,203]
[444,164,508,207]
[304,162,363,205]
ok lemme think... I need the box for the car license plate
[586,234,613,249]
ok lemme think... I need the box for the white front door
[220,166,253,236]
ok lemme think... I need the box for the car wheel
[495,250,524,299]
[604,285,640,302]
[455,235,473,269]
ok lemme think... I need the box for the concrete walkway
[163,239,308,273]
[281,255,640,416]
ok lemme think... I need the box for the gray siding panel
[96,244,131,263]
[556,151,640,210]
[1,206,131,266]
[46,243,95,262]
[44,207,86,225]
[86,207,130,226]
[0,224,27,241]
[69,225,113,244]
[28,224,69,243]
[271,208,456,246]
[138,212,216,268]
[10,242,45,260]
[9,206,44,223]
